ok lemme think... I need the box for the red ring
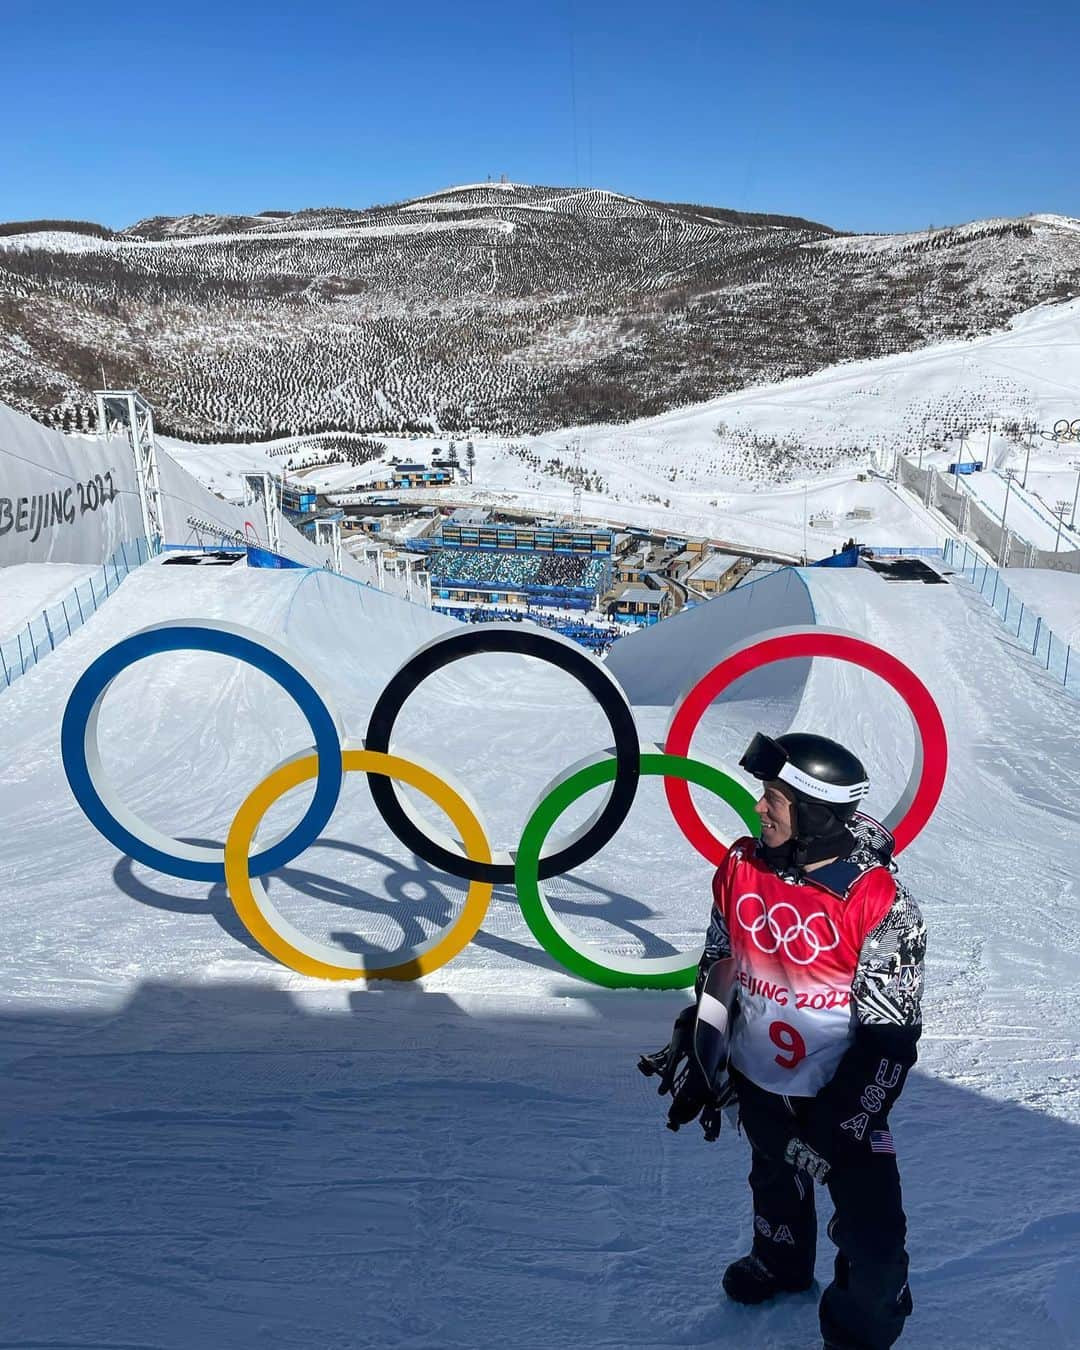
[662,628,948,862]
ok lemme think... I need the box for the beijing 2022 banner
[0,404,144,566]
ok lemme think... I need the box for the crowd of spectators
[427,549,608,593]
[538,555,609,590]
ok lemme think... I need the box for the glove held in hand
[784,1135,831,1183]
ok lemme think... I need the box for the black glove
[805,1023,918,1169]
[637,1003,696,1097]
[697,1076,739,1141]
[665,1056,738,1138]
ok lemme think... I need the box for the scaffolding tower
[95,390,165,553]
[242,472,282,554]
[314,518,342,573]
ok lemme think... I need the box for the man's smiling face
[754,781,797,847]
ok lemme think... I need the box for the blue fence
[812,546,861,568]
[0,538,155,694]
[943,539,1076,695]
[245,544,306,569]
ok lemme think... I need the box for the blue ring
[60,626,343,882]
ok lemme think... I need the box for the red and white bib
[713,839,896,1095]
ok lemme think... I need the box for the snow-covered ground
[995,568,1080,648]
[165,434,941,559]
[163,297,1080,560]
[2,554,1079,1347]
[0,217,516,253]
[958,469,1080,553]
[0,562,99,640]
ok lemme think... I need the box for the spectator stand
[427,548,611,612]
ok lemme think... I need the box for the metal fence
[943,539,1076,695]
[0,538,155,692]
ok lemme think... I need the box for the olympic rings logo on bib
[60,620,948,989]
[735,893,841,965]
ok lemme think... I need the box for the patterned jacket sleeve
[695,863,735,998]
[807,879,926,1164]
[850,879,926,1030]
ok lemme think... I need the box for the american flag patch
[870,1130,895,1154]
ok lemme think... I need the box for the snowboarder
[640,732,926,1350]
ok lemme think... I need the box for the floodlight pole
[1070,461,1080,531]
[571,438,583,528]
[1053,501,1069,553]
[998,469,1017,568]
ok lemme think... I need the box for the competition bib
[719,849,894,1095]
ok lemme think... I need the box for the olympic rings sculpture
[1043,418,1080,443]
[61,620,948,990]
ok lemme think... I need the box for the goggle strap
[778,760,871,804]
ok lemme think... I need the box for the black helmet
[740,731,869,855]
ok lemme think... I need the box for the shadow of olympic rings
[112,836,682,970]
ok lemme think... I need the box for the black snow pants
[734,1071,913,1350]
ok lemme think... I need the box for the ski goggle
[739,732,870,805]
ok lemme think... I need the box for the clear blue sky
[3,0,1077,233]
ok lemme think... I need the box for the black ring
[364,626,640,884]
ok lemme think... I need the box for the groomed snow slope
[1,560,1078,1348]
[0,562,98,641]
[604,565,816,706]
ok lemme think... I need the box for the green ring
[515,751,760,990]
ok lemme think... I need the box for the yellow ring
[224,748,493,981]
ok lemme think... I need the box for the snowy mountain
[2,182,1078,440]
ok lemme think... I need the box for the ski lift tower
[95,390,165,553]
[242,472,282,553]
[314,518,342,573]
